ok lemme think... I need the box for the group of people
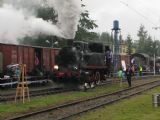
[118,65,143,87]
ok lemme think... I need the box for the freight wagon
[0,43,60,87]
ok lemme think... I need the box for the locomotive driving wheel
[88,74,95,88]
[95,72,101,84]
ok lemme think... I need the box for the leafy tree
[19,7,61,47]
[136,25,156,56]
[100,32,112,44]
[20,2,99,46]
[75,4,98,41]
[150,40,160,57]
[126,34,133,55]
[136,25,148,53]
[145,36,154,56]
[37,7,58,23]
[135,24,160,57]
[156,41,160,56]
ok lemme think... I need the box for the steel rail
[5,79,160,120]
[1,75,160,102]
[0,87,73,102]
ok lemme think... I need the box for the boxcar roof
[0,42,60,50]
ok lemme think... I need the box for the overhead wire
[120,1,157,26]
[135,0,160,29]
[136,0,157,16]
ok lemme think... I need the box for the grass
[0,83,127,120]
[74,86,160,120]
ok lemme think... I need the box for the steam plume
[46,0,81,39]
[0,0,81,43]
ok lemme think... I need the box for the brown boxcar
[0,43,60,75]
[23,47,29,72]
[17,46,23,64]
[42,48,51,71]
[0,44,35,73]
[0,44,19,72]
[28,47,35,72]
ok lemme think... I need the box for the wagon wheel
[95,72,101,84]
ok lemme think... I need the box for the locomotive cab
[73,41,88,52]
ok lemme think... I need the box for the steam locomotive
[0,40,112,87]
[51,40,112,85]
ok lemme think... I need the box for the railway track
[0,87,74,102]
[5,79,160,120]
[1,75,160,102]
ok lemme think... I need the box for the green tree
[150,40,160,57]
[135,25,160,57]
[37,7,58,23]
[156,41,160,57]
[136,25,155,55]
[20,7,62,47]
[75,4,98,41]
[21,2,98,46]
[100,32,112,44]
[136,25,148,53]
[126,34,133,55]
[145,36,154,56]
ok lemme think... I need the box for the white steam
[47,0,81,39]
[0,0,81,43]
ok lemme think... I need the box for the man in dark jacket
[125,66,133,87]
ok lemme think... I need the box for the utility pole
[153,36,156,76]
[152,27,160,75]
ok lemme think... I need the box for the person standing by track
[125,66,133,87]
[139,65,143,76]
[118,68,123,87]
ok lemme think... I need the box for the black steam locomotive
[51,40,112,85]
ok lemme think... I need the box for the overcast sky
[83,0,160,40]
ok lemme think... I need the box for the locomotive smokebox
[67,39,74,47]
